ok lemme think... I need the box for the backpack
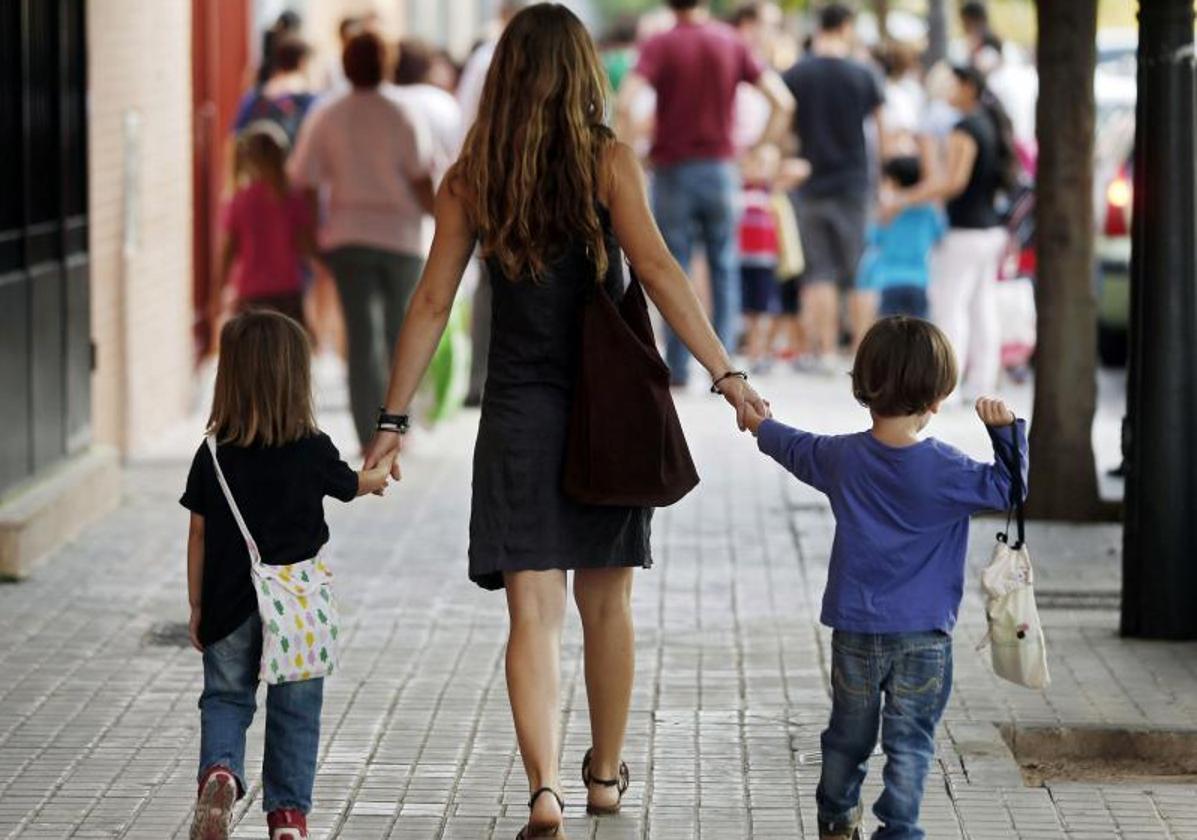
[236,90,315,149]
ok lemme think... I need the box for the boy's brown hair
[208,310,316,446]
[851,316,958,417]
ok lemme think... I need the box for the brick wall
[87,0,195,454]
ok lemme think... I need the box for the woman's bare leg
[504,570,568,828]
[573,567,635,809]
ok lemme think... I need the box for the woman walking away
[884,64,1017,399]
[288,31,436,450]
[360,6,768,837]
[218,122,314,325]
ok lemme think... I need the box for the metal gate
[0,0,91,497]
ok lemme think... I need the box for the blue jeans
[818,631,953,840]
[199,614,324,813]
[652,159,740,383]
[879,286,929,319]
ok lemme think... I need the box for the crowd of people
[609,0,1029,399]
[215,0,1032,457]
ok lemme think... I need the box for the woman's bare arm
[361,180,477,476]
[603,142,768,424]
[900,129,977,206]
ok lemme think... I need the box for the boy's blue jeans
[199,614,323,813]
[818,630,953,840]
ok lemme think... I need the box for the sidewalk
[2,362,1194,840]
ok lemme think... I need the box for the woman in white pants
[885,65,1014,397]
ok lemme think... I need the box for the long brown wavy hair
[451,3,613,282]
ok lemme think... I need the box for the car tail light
[1104,169,1132,237]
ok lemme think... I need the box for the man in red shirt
[617,0,792,387]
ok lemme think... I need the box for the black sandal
[515,787,565,839]
[581,747,629,816]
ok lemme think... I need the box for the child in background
[183,311,391,840]
[867,156,945,319]
[742,316,1027,840]
[219,121,314,327]
[738,143,782,372]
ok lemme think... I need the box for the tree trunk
[924,0,948,67]
[1026,0,1103,520]
[873,0,889,41]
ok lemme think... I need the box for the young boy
[742,316,1027,840]
[866,156,945,319]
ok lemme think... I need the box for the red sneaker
[267,809,308,840]
[190,767,237,840]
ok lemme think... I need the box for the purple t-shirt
[636,20,763,166]
[757,418,1028,634]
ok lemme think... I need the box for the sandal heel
[581,747,630,816]
[516,787,566,840]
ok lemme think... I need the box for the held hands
[740,402,768,436]
[356,461,393,497]
[360,430,404,496]
[975,396,1016,427]
[717,377,771,432]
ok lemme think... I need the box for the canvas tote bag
[206,436,340,684]
[977,426,1049,689]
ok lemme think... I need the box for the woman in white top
[289,32,436,449]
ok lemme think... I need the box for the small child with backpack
[741,316,1027,840]
[219,122,314,327]
[861,156,945,319]
[183,311,392,840]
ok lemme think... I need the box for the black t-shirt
[180,432,359,646]
[783,55,884,199]
[947,111,1002,229]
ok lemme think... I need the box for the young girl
[182,311,390,840]
[219,122,314,326]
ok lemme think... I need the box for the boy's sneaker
[267,809,308,839]
[190,767,237,840]
[818,813,863,840]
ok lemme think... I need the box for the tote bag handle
[205,436,263,566]
[993,425,1025,550]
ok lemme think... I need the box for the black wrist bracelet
[377,409,410,434]
[710,370,748,394]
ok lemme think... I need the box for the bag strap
[205,436,263,566]
[994,424,1025,550]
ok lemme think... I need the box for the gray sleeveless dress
[468,210,653,590]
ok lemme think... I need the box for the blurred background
[0,0,1148,578]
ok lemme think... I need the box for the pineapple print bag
[206,436,340,684]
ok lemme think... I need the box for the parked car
[1094,71,1136,366]
[1097,28,1137,78]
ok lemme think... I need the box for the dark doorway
[0,0,91,497]
[191,0,251,360]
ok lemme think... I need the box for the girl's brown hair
[208,311,317,446]
[450,3,613,282]
[234,120,290,193]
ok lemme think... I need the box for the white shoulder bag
[206,436,340,684]
[977,426,1049,689]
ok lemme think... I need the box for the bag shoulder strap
[205,436,262,565]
